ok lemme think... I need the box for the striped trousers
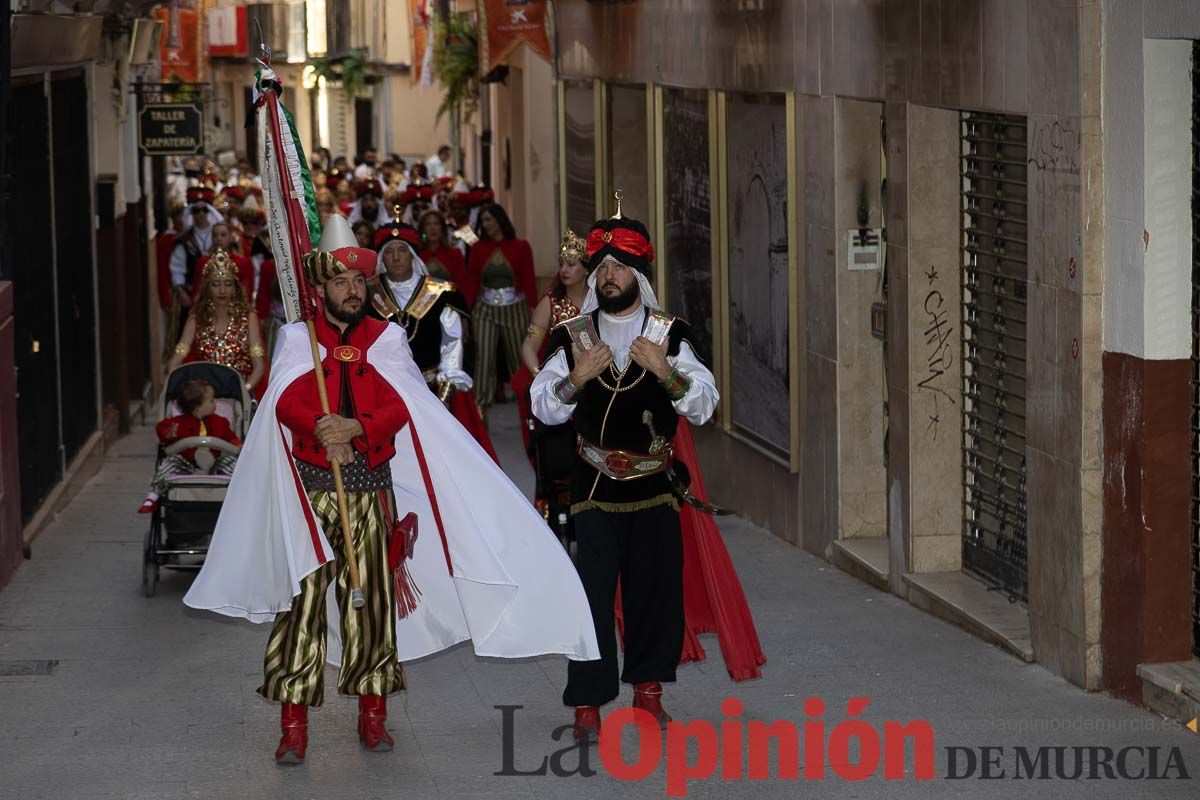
[257,490,406,707]
[472,300,530,409]
[150,453,237,495]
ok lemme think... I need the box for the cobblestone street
[0,405,1196,799]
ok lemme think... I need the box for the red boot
[633,682,672,726]
[572,706,601,743]
[274,703,308,764]
[358,695,395,752]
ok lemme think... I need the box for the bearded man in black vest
[530,212,719,742]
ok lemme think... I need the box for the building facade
[553,0,1199,720]
[203,0,451,169]
[2,5,158,586]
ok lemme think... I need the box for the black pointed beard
[597,281,640,314]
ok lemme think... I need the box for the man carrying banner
[183,65,599,765]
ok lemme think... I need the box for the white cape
[184,322,600,664]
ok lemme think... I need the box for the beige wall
[903,105,963,573]
[834,98,887,542]
[383,78,452,161]
[90,62,129,216]
[491,46,558,281]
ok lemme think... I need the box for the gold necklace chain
[597,362,646,393]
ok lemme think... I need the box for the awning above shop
[11,13,103,70]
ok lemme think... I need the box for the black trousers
[563,503,684,708]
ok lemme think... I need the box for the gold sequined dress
[187,309,254,379]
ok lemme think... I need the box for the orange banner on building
[478,0,551,74]
[154,5,201,83]
[411,0,432,84]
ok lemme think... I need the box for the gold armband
[250,343,265,358]
[526,323,546,339]
[173,342,189,356]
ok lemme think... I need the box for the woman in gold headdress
[510,230,590,461]
[167,248,267,395]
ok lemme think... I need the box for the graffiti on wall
[916,264,957,440]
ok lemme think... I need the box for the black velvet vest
[370,276,468,375]
[543,309,695,512]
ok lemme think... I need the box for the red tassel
[393,561,422,619]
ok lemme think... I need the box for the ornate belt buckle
[604,451,634,477]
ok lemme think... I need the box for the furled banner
[410,0,433,85]
[477,0,551,74]
[255,67,322,323]
[154,3,201,83]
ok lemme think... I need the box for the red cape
[510,364,535,460]
[422,246,478,307]
[616,421,766,682]
[513,356,764,680]
[448,390,499,464]
[466,238,538,308]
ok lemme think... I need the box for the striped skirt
[257,490,406,706]
[472,299,531,409]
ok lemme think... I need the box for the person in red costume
[182,216,601,764]
[417,208,476,305]
[167,249,267,398]
[156,202,184,310]
[157,202,186,362]
[467,203,538,415]
[511,229,589,461]
[237,206,278,321]
[262,230,409,762]
[137,378,241,514]
[194,222,255,304]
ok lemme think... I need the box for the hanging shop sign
[478,0,551,73]
[139,103,204,156]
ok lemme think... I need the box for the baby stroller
[529,417,578,558]
[142,362,251,597]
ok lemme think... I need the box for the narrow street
[0,403,1194,800]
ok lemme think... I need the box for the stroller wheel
[142,528,159,598]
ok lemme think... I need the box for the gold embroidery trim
[570,494,680,515]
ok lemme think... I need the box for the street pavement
[0,401,1197,799]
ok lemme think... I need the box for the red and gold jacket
[155,413,241,463]
[275,314,410,470]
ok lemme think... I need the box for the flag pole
[255,48,366,609]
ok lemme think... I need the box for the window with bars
[961,112,1030,602]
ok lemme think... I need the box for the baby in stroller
[138,378,242,514]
